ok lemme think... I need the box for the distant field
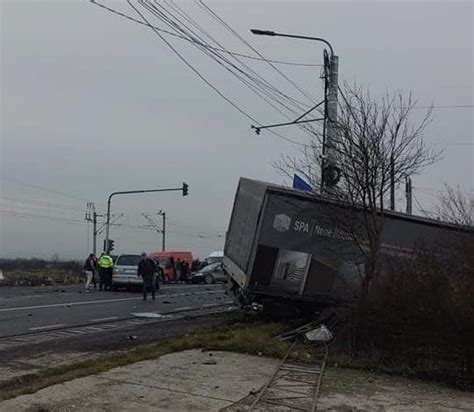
[0,259,82,286]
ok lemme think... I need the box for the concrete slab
[1,350,472,411]
[0,350,279,412]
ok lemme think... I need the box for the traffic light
[182,182,189,196]
[103,239,115,253]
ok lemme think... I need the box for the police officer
[98,252,114,291]
[138,252,157,301]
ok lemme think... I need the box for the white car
[112,254,160,290]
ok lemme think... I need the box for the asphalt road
[0,283,229,337]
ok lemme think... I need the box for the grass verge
[0,320,306,401]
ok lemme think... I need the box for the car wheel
[204,274,215,284]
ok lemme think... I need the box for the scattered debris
[277,321,319,341]
[162,300,172,304]
[67,304,72,307]
[203,359,217,365]
[251,302,263,312]
[27,313,33,317]
[304,325,333,342]
[131,312,168,319]
[128,335,138,340]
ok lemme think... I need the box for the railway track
[0,301,235,351]
[249,340,329,411]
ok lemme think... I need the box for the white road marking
[0,290,225,313]
[173,307,193,311]
[29,324,66,331]
[90,316,118,322]
[0,297,138,313]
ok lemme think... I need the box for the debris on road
[128,335,137,340]
[131,312,168,319]
[305,324,334,342]
[203,359,217,365]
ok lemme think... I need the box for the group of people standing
[83,252,114,292]
[83,252,159,301]
[174,258,191,282]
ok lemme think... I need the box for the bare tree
[434,184,473,226]
[275,83,441,312]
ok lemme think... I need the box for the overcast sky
[1,0,473,260]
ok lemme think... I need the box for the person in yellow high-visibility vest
[98,253,114,291]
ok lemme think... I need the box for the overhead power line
[410,105,474,109]
[138,0,319,142]
[89,0,322,67]
[126,0,310,147]
[0,210,87,225]
[0,196,86,214]
[1,176,89,202]
[196,0,316,104]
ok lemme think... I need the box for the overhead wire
[0,196,86,214]
[126,0,310,147]
[1,176,90,203]
[89,0,322,67]
[180,0,316,137]
[159,0,310,110]
[141,0,320,140]
[143,1,304,112]
[0,210,87,225]
[197,0,317,104]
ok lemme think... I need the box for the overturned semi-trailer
[223,178,472,308]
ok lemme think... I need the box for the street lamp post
[251,29,340,190]
[104,183,188,253]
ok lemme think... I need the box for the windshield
[207,256,223,265]
[158,257,171,267]
[202,262,221,273]
[116,255,141,266]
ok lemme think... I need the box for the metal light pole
[157,210,166,251]
[250,29,340,190]
[104,183,188,253]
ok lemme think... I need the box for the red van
[150,250,193,282]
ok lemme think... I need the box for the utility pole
[142,210,166,251]
[92,211,98,256]
[85,202,96,254]
[159,210,166,251]
[322,51,340,190]
[249,30,340,191]
[390,155,395,211]
[405,176,413,215]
